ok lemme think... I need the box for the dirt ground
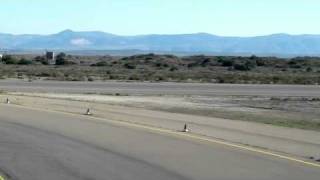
[5,92,320,131]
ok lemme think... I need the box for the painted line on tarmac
[4,103,320,169]
[90,116,320,169]
[0,175,5,180]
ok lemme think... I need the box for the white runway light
[182,123,189,132]
[86,108,92,115]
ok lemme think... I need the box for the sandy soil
[6,92,320,130]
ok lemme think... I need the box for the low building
[46,51,56,65]
[0,54,3,59]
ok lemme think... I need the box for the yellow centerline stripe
[0,175,5,180]
[89,116,320,168]
[4,103,320,169]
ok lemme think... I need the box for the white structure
[46,51,56,65]
[0,54,3,59]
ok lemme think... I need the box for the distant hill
[1,30,320,56]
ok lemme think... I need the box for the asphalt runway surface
[1,80,320,96]
[0,104,319,180]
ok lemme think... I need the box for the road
[1,79,320,96]
[0,104,319,180]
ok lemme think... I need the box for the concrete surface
[2,94,320,159]
[0,104,319,180]
[1,79,320,96]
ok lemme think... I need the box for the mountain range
[1,30,320,56]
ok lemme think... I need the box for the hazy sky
[1,0,319,36]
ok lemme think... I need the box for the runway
[0,104,319,180]
[1,79,320,96]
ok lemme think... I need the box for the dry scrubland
[1,53,320,84]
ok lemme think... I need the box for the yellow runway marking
[91,117,320,169]
[0,175,5,180]
[5,103,320,169]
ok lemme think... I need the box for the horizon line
[1,29,320,38]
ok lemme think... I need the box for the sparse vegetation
[18,58,33,65]
[1,53,320,84]
[2,55,18,64]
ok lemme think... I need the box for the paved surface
[4,94,320,158]
[0,104,319,180]
[1,79,320,96]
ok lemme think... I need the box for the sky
[1,0,320,36]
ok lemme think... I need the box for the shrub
[306,67,313,72]
[200,59,210,66]
[233,63,250,71]
[249,55,258,60]
[155,62,162,67]
[187,63,197,68]
[2,55,18,64]
[288,60,297,65]
[55,53,74,65]
[163,63,169,68]
[256,60,265,66]
[34,56,47,65]
[128,74,140,80]
[169,66,178,71]
[124,63,136,69]
[87,77,94,81]
[245,60,256,69]
[18,58,33,65]
[92,61,108,66]
[221,60,234,67]
[290,65,302,69]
